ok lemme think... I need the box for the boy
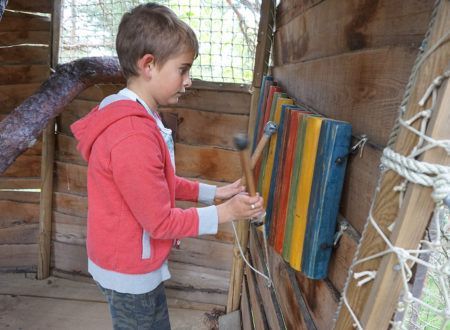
[71,3,264,329]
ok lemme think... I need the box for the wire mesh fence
[59,0,260,84]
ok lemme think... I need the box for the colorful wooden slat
[289,116,323,271]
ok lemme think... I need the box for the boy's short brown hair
[116,3,199,79]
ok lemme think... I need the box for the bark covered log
[0,56,124,173]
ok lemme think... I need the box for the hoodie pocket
[141,230,151,259]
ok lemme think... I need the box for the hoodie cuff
[197,206,219,235]
[198,183,217,205]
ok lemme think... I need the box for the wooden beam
[361,68,450,329]
[227,0,276,313]
[37,0,60,280]
[335,2,450,328]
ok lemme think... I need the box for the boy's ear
[137,54,156,78]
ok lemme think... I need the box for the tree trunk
[0,56,124,173]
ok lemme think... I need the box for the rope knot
[431,173,450,203]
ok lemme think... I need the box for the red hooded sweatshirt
[71,100,200,274]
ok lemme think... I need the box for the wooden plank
[0,223,38,245]
[0,83,43,111]
[335,2,450,328]
[53,192,87,218]
[0,46,49,65]
[0,293,211,330]
[0,177,40,189]
[56,135,242,182]
[0,244,38,269]
[1,155,41,178]
[0,200,39,224]
[52,241,87,274]
[38,115,57,279]
[0,65,49,85]
[273,47,418,147]
[77,84,123,102]
[327,229,359,293]
[252,0,276,87]
[267,244,312,329]
[0,31,50,46]
[165,262,229,307]
[57,99,98,135]
[169,237,233,272]
[54,161,87,196]
[294,272,340,330]
[55,134,86,166]
[6,0,52,13]
[159,107,248,148]
[0,191,40,204]
[170,89,251,115]
[0,11,51,31]
[240,277,253,330]
[340,144,382,233]
[249,227,284,330]
[175,144,241,182]
[245,264,269,330]
[274,0,433,65]
[276,0,324,27]
[53,214,86,246]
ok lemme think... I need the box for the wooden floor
[0,273,216,330]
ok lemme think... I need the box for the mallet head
[234,133,249,151]
[263,121,278,137]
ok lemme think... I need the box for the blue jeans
[98,282,171,330]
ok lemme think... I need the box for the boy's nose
[183,76,192,88]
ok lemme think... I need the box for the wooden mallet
[250,121,278,170]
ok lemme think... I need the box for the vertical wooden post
[335,2,450,328]
[37,0,61,280]
[227,0,276,313]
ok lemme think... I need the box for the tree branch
[0,56,124,173]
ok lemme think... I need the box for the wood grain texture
[276,0,324,28]
[160,107,248,148]
[0,244,38,269]
[0,46,49,65]
[240,276,253,330]
[249,227,284,330]
[340,144,382,233]
[0,65,49,85]
[245,264,269,330]
[0,31,50,45]
[274,0,433,65]
[0,11,50,31]
[175,143,241,182]
[6,0,52,13]
[0,83,44,111]
[335,2,450,328]
[273,47,417,147]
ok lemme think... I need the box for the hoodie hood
[70,100,153,161]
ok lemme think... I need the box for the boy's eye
[179,67,189,75]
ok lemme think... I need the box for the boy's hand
[217,193,264,224]
[215,179,245,200]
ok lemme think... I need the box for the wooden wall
[0,0,51,272]
[52,81,252,311]
[240,1,436,329]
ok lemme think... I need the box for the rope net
[340,69,450,329]
[58,0,260,84]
